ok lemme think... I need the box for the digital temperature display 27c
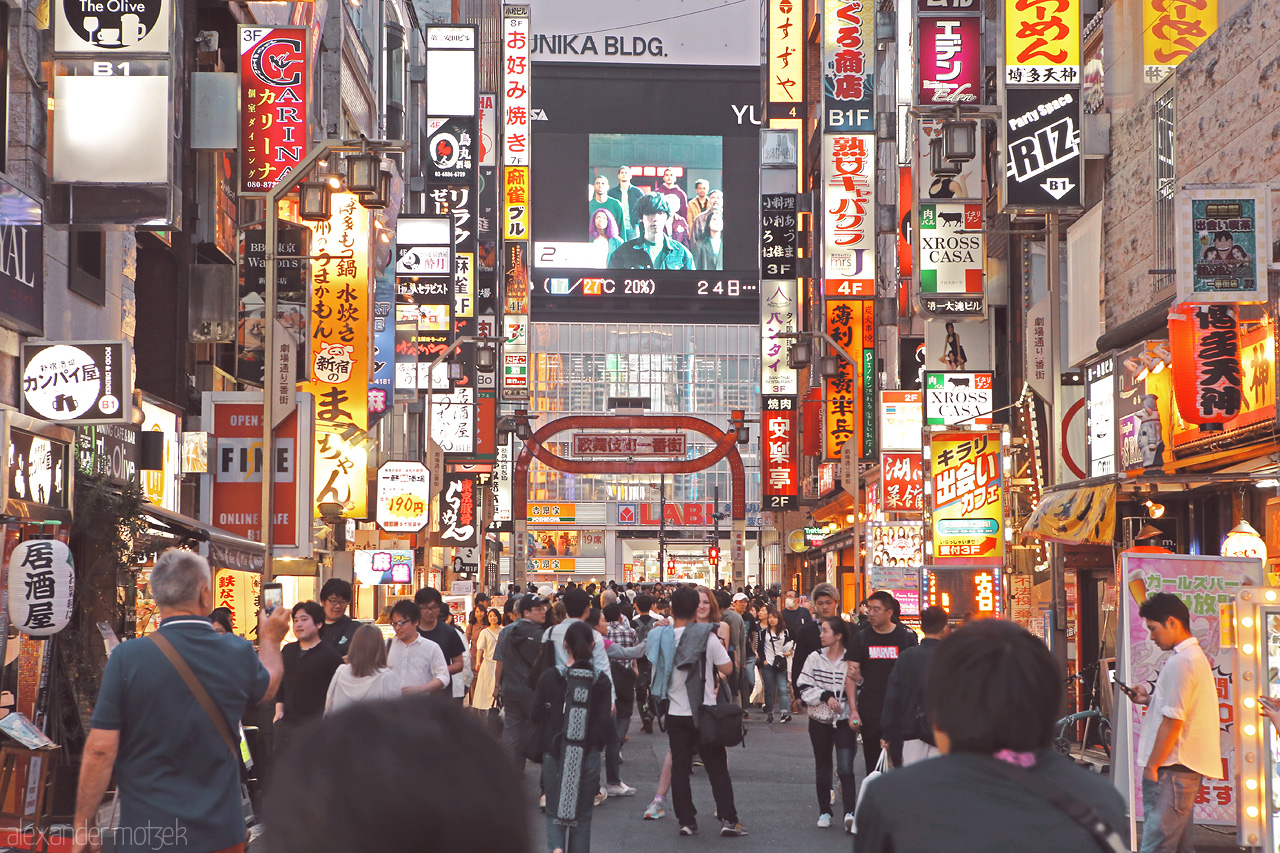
[531,274,760,322]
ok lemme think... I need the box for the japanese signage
[239,27,308,194]
[430,387,476,455]
[924,371,993,425]
[923,568,1001,617]
[761,194,797,279]
[354,550,414,586]
[917,15,982,106]
[920,295,984,316]
[8,540,74,637]
[880,391,923,450]
[0,177,43,335]
[1085,357,1116,476]
[7,430,70,509]
[504,167,530,242]
[571,434,687,456]
[55,0,171,53]
[763,396,798,510]
[212,568,260,638]
[139,398,180,512]
[882,452,925,513]
[529,502,576,524]
[761,280,798,396]
[207,397,306,547]
[502,312,529,399]
[1004,0,1080,85]
[21,341,130,425]
[1115,341,1169,472]
[1177,187,1270,303]
[1170,303,1242,424]
[767,0,804,110]
[825,299,875,460]
[376,461,430,534]
[300,192,370,435]
[502,8,531,167]
[76,424,138,486]
[919,203,983,293]
[238,221,309,386]
[438,473,479,547]
[1003,87,1083,209]
[925,427,1006,568]
[371,263,395,412]
[395,216,453,395]
[1142,0,1217,83]
[427,117,477,183]
[426,186,477,322]
[823,134,876,284]
[822,0,874,131]
[314,432,368,517]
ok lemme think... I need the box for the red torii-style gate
[513,414,747,589]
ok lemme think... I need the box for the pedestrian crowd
[69,548,1222,853]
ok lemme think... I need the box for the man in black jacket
[790,582,841,715]
[493,594,548,771]
[880,605,949,766]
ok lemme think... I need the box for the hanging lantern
[1169,302,1242,424]
[8,539,75,637]
[1222,520,1266,560]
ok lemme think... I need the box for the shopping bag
[852,748,889,833]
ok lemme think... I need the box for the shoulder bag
[698,657,746,749]
[985,757,1128,853]
[149,633,246,773]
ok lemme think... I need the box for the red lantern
[1169,303,1242,424]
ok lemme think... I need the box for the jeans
[500,694,534,773]
[808,719,859,815]
[543,747,601,853]
[636,661,654,729]
[742,656,757,699]
[760,666,791,716]
[667,714,738,828]
[604,710,632,785]
[1140,766,1201,853]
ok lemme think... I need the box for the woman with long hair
[691,210,724,270]
[941,322,966,370]
[589,208,622,267]
[471,608,504,712]
[760,604,795,723]
[324,624,403,715]
[798,615,857,832]
[467,600,489,651]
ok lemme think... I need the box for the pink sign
[917,16,982,106]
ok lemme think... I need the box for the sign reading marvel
[925,428,1006,568]
[917,15,982,106]
[239,27,308,194]
[1003,87,1082,209]
[822,0,874,131]
[572,434,688,456]
[763,396,798,510]
[22,341,130,425]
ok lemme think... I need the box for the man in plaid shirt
[603,602,647,797]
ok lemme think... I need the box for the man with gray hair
[72,549,290,853]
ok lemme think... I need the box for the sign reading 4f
[1003,87,1081,210]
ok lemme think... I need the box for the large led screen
[532,65,760,321]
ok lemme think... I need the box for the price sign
[376,461,431,533]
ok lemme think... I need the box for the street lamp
[476,343,497,373]
[941,119,978,162]
[788,338,812,369]
[298,181,332,221]
[345,151,383,193]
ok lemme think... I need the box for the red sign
[917,16,982,106]
[763,397,798,509]
[618,502,724,527]
[1170,303,1242,424]
[239,27,309,194]
[882,451,924,512]
[209,400,299,546]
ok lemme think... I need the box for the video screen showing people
[585,135,725,272]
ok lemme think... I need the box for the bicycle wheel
[1098,718,1113,758]
[1052,734,1070,755]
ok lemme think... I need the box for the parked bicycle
[1052,659,1113,759]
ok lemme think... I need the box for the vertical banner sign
[438,473,480,547]
[916,15,982,106]
[761,280,798,395]
[1004,0,1080,85]
[426,186,477,329]
[239,27,308,194]
[762,396,798,510]
[918,203,983,292]
[210,400,301,546]
[1176,187,1270,304]
[925,427,1006,568]
[503,6,531,404]
[501,8,530,168]
[825,299,869,460]
[1003,87,1083,208]
[882,451,924,512]
[767,0,804,116]
[761,195,798,279]
[313,433,369,517]
[822,0,874,131]
[1142,0,1216,83]
[1169,303,1243,425]
[370,264,395,416]
[504,168,530,245]
[823,134,876,284]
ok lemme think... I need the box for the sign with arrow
[1002,87,1082,210]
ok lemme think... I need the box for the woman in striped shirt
[798,615,859,833]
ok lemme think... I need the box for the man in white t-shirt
[663,586,745,838]
[386,600,449,693]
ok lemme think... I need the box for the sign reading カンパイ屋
[21,341,131,425]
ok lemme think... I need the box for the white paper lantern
[8,539,75,637]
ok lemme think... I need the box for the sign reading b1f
[1003,87,1082,210]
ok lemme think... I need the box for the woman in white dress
[470,608,504,711]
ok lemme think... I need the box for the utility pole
[712,485,721,588]
[658,473,667,583]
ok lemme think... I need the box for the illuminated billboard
[924,426,1008,569]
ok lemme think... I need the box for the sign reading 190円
[21,341,132,425]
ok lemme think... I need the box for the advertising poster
[924,370,993,425]
[239,27,308,194]
[917,15,982,106]
[1003,87,1083,209]
[1004,0,1080,85]
[1142,0,1217,83]
[822,0,875,132]
[1118,553,1262,828]
[867,522,922,615]
[1177,187,1270,303]
[925,427,1005,568]
[919,203,983,293]
[825,298,874,460]
[918,118,983,201]
[1116,341,1171,472]
[926,316,990,371]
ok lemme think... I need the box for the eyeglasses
[390,618,412,628]
[324,597,348,606]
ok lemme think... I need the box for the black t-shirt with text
[279,641,342,723]
[846,623,918,720]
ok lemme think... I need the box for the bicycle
[1052,659,1113,759]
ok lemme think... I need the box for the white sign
[21,341,130,425]
[1085,359,1115,477]
[138,399,180,512]
[491,434,513,525]
[354,549,414,586]
[271,319,295,429]
[924,371,993,425]
[761,280,798,395]
[430,386,476,455]
[502,9,530,168]
[823,134,876,282]
[8,540,75,637]
[376,461,431,534]
[879,392,924,451]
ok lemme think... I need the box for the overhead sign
[763,396,799,510]
[239,26,309,194]
[822,0,874,131]
[376,461,430,534]
[1003,87,1082,209]
[55,0,172,53]
[880,390,923,450]
[21,341,130,425]
[919,203,983,294]
[917,14,982,106]
[823,134,876,285]
[925,427,1007,568]
[572,433,687,457]
[1176,187,1270,304]
[1004,0,1081,85]
[882,451,924,513]
[924,371,993,425]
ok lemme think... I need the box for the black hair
[868,590,901,620]
[390,599,421,624]
[925,620,1061,753]
[562,588,591,619]
[516,594,545,615]
[1138,591,1191,632]
[319,578,353,603]
[671,586,700,620]
[414,587,443,607]
[636,192,672,217]
[209,607,234,634]
[635,594,654,613]
[564,620,596,661]
[602,602,621,623]
[713,588,732,610]
[1213,230,1234,242]
[820,615,849,647]
[264,696,529,853]
[291,600,326,628]
[920,606,950,635]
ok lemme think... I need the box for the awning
[1022,483,1116,545]
[140,503,266,574]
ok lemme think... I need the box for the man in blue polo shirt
[72,549,290,853]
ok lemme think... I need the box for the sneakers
[817,813,832,828]
[539,794,546,811]
[679,824,698,837]
[643,799,666,820]
[605,782,637,797]
[844,813,855,834]
[780,712,792,723]
[692,756,704,767]
[765,714,774,723]
[594,788,608,806]
[719,820,748,837]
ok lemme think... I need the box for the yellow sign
[1142,0,1216,81]
[787,529,808,552]
[1005,0,1080,82]
[504,167,530,241]
[1022,483,1116,545]
[314,431,369,518]
[213,569,261,638]
[528,502,575,524]
[529,557,576,573]
[927,429,1005,568]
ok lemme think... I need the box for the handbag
[772,655,787,672]
[698,668,746,749]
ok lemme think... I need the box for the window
[68,230,106,304]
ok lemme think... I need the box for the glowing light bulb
[1245,724,1257,736]
[1266,591,1277,602]
[1247,806,1260,818]
[1246,778,1259,790]
[1243,616,1255,627]
[1245,697,1257,708]
[1243,644,1255,655]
